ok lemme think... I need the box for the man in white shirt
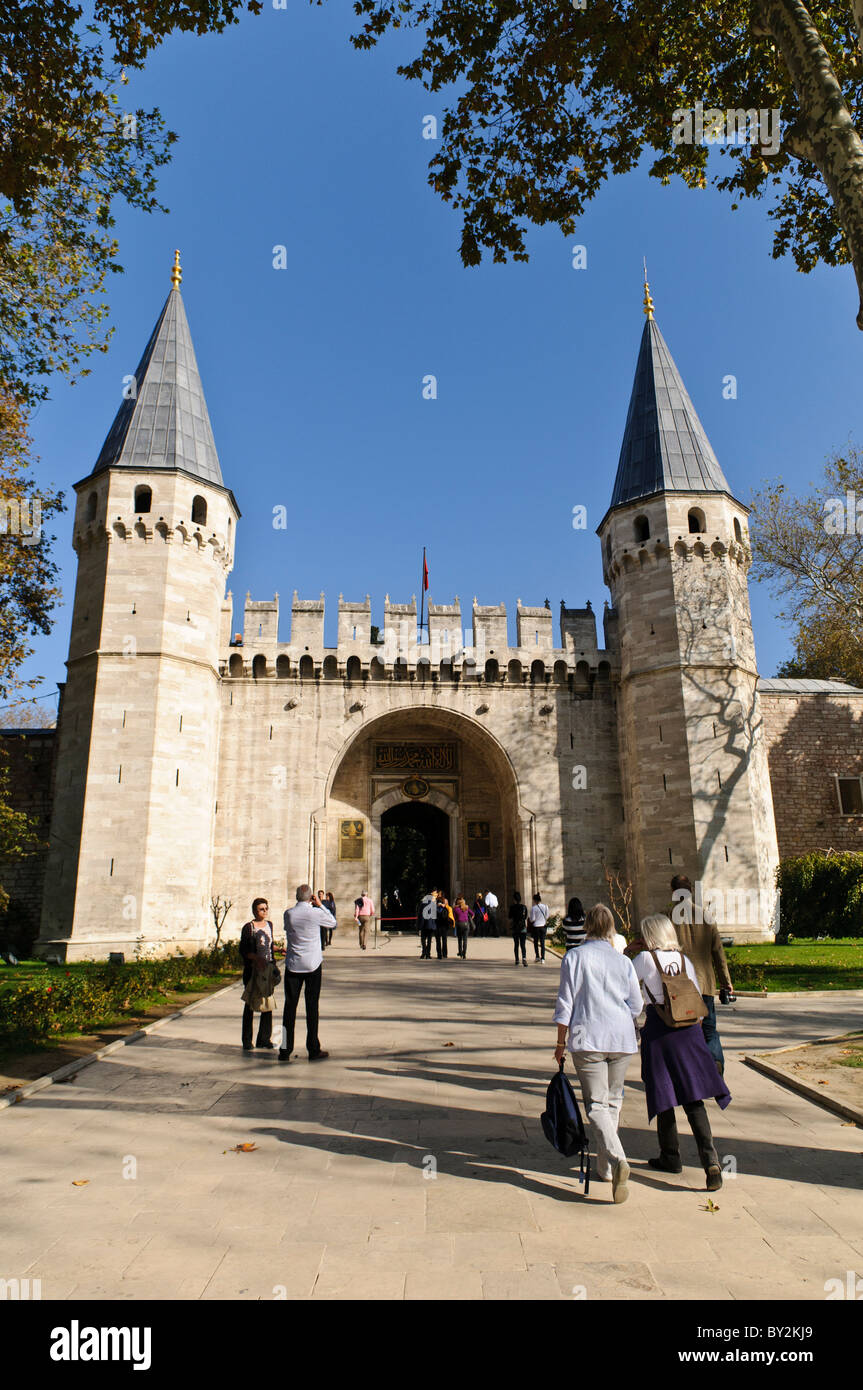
[484,889,499,937]
[529,893,550,963]
[279,885,336,1063]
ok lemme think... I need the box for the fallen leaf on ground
[72,1179,89,1186]
[818,1080,829,1085]
[224,1142,258,1153]
[701,1198,720,1213]
[443,1042,455,1047]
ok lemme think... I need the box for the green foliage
[776,852,863,938]
[750,448,863,685]
[0,943,242,1049]
[0,2,263,405]
[344,0,863,310]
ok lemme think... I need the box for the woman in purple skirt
[633,914,731,1192]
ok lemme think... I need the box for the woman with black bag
[553,903,643,1203]
[633,914,731,1190]
[239,897,280,1051]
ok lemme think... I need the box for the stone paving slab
[1,935,862,1300]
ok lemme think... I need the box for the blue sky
[22,2,861,704]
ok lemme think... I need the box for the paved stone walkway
[2,936,862,1300]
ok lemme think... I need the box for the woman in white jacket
[553,903,643,1203]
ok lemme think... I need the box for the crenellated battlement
[219,589,617,685]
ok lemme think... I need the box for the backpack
[540,1059,590,1192]
[643,949,708,1028]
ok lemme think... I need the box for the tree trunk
[757,0,863,328]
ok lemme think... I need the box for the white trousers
[571,1051,634,1180]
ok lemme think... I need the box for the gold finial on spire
[171,249,182,290]
[642,258,655,320]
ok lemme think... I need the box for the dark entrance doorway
[380,801,450,927]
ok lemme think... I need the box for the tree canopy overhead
[347,1,863,327]
[0,1,262,406]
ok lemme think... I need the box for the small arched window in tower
[634,515,650,543]
[688,508,706,534]
[86,491,98,523]
[252,655,267,680]
[345,654,361,682]
[605,534,612,565]
[485,658,499,683]
[134,485,152,514]
[733,517,743,543]
[191,495,207,527]
[299,654,314,680]
[530,659,545,684]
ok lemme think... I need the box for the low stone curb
[0,980,239,1113]
[743,1052,863,1127]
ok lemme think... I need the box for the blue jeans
[701,995,724,1073]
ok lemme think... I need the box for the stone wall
[761,690,863,860]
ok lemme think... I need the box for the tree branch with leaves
[344,0,863,327]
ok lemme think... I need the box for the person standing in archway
[509,891,528,967]
[484,888,499,937]
[354,890,375,950]
[418,888,438,959]
[472,892,487,937]
[453,896,472,958]
[434,891,450,959]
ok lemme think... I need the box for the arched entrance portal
[380,801,450,921]
[322,707,534,928]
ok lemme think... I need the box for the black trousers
[242,1005,272,1048]
[434,925,448,958]
[657,1101,719,1171]
[456,926,469,957]
[530,928,546,960]
[512,929,527,961]
[281,965,322,1057]
[487,909,499,937]
[420,925,434,957]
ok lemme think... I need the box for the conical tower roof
[609,315,730,510]
[91,254,223,486]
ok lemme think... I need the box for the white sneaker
[612,1158,630,1204]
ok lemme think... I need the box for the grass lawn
[726,938,863,992]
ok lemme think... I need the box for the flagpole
[420,546,426,645]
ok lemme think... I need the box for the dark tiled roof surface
[91,288,223,485]
[611,318,729,508]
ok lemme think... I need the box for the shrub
[776,852,863,939]
[0,943,242,1049]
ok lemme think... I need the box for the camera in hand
[719,988,736,1004]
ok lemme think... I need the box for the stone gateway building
[30,261,863,960]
